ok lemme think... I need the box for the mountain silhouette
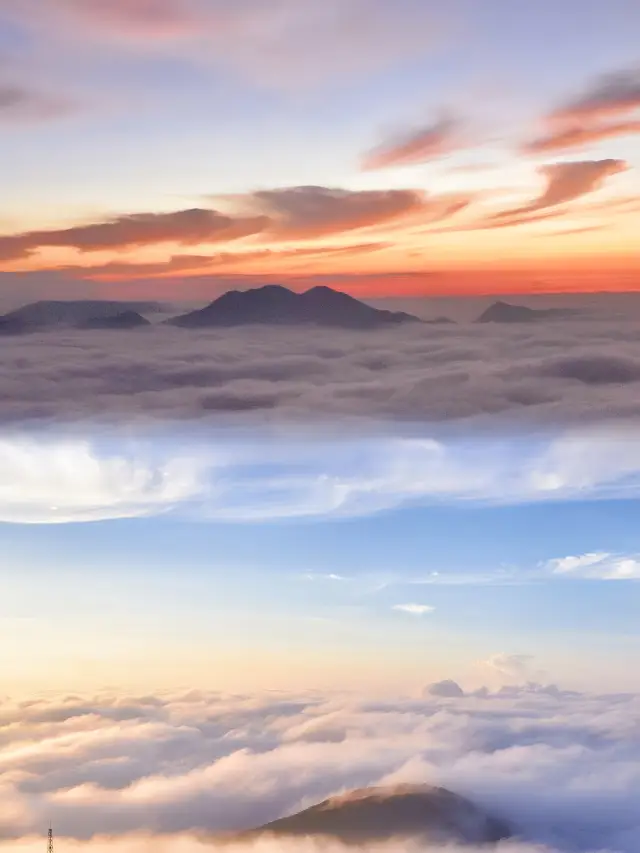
[1,300,161,329]
[233,784,511,845]
[477,301,576,323]
[78,311,151,330]
[168,285,421,329]
[0,315,30,335]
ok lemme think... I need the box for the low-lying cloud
[0,685,638,851]
[1,298,640,431]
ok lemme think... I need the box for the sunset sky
[1,0,639,299]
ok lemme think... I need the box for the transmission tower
[48,826,53,853]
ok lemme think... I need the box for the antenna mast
[48,826,53,853]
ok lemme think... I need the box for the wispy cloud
[0,186,467,266]
[303,573,349,581]
[7,427,640,525]
[362,115,463,170]
[481,653,545,685]
[0,82,77,123]
[486,160,628,223]
[219,185,459,240]
[431,159,628,232]
[523,68,640,154]
[546,552,640,580]
[392,603,435,615]
[0,209,268,263]
[9,0,446,88]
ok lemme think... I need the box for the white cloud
[304,573,348,581]
[0,435,204,523]
[547,552,640,580]
[481,654,544,685]
[392,603,435,615]
[6,425,640,526]
[0,687,638,851]
[194,428,640,522]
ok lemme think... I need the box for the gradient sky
[0,0,639,299]
[3,425,640,696]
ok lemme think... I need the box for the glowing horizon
[0,0,638,301]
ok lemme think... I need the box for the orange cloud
[362,116,462,170]
[64,242,392,280]
[523,120,640,154]
[0,209,269,262]
[431,159,629,233]
[0,184,470,272]
[493,159,628,220]
[221,186,444,239]
[523,69,640,154]
[550,69,640,124]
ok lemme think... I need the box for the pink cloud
[523,69,640,154]
[362,117,463,170]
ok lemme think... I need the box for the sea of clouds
[3,314,640,428]
[1,682,639,853]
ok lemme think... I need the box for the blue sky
[2,425,640,696]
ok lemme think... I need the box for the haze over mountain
[168,285,421,329]
[234,785,511,846]
[477,301,577,323]
[0,300,162,331]
[79,311,151,330]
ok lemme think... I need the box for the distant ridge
[477,300,576,323]
[79,311,151,330]
[0,300,162,330]
[168,285,422,329]
[232,784,511,846]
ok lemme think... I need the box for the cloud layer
[0,685,638,851]
[2,299,640,431]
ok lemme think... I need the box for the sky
[0,0,639,299]
[3,425,640,697]
[2,6,640,850]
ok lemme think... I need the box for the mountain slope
[2,300,161,328]
[168,285,421,329]
[78,311,151,329]
[477,301,576,323]
[234,785,511,845]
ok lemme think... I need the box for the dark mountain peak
[302,284,347,297]
[169,285,421,329]
[235,784,511,846]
